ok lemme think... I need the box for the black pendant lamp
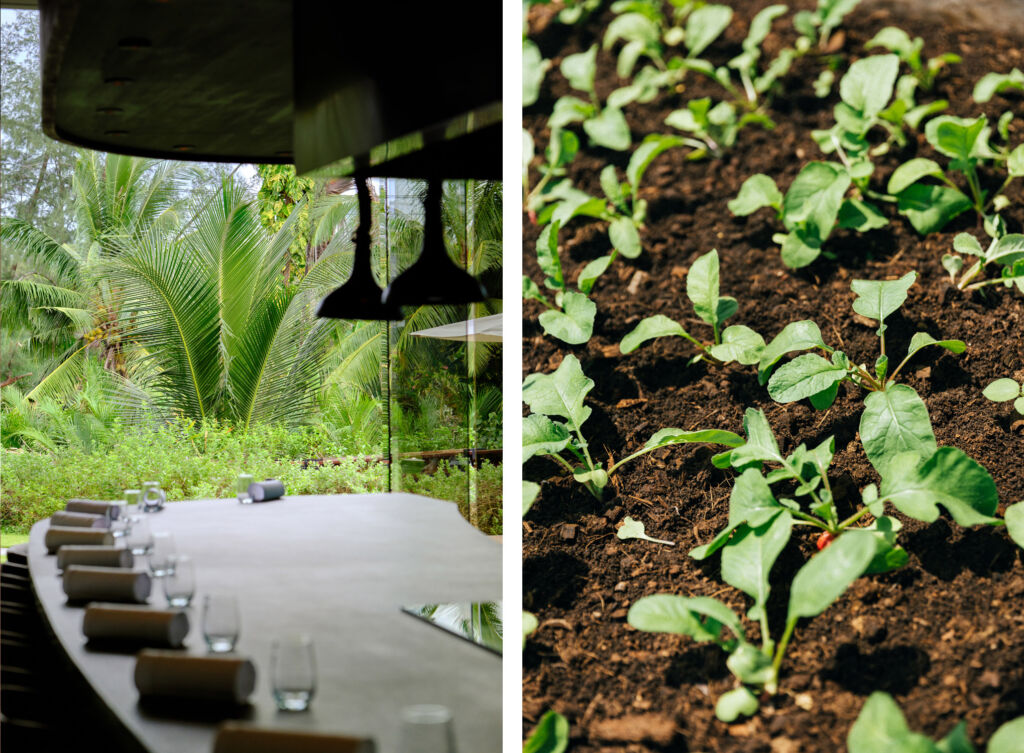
[381,179,488,307]
[316,177,403,321]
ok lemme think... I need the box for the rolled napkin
[51,511,108,528]
[66,499,121,519]
[84,604,189,648]
[63,566,151,604]
[213,724,375,753]
[45,526,114,554]
[134,651,256,705]
[247,479,285,502]
[58,546,133,570]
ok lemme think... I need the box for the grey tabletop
[28,493,502,753]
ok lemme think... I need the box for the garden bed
[523,1,1024,750]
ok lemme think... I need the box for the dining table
[26,493,502,753]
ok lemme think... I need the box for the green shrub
[403,461,503,536]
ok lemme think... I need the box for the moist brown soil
[522,2,1024,751]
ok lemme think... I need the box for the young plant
[522,354,743,499]
[523,39,551,108]
[760,272,969,476]
[524,221,598,344]
[665,97,772,160]
[887,114,1024,233]
[619,249,765,366]
[983,377,1024,415]
[973,67,1024,103]
[526,0,603,27]
[629,405,1004,720]
[848,692,1024,753]
[941,232,1024,293]
[865,26,960,92]
[617,516,675,546]
[523,710,570,753]
[792,0,860,51]
[551,44,632,151]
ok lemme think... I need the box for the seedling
[760,272,968,476]
[523,40,551,108]
[617,516,675,546]
[665,98,772,160]
[523,710,569,753]
[982,377,1024,415]
[620,249,765,366]
[792,0,860,51]
[551,45,632,151]
[848,692,1024,753]
[973,67,1024,103]
[629,406,1003,720]
[522,610,539,649]
[524,481,541,515]
[941,232,1024,292]
[527,0,603,27]
[887,114,1024,233]
[865,26,960,92]
[524,221,598,344]
[522,354,743,499]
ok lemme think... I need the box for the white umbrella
[409,314,502,342]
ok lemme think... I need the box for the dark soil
[522,2,1024,751]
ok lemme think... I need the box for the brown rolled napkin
[57,546,133,570]
[134,651,256,705]
[62,566,151,604]
[213,724,376,753]
[66,499,121,518]
[45,526,114,554]
[51,511,108,528]
[84,604,188,648]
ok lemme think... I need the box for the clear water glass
[125,516,153,556]
[124,489,141,508]
[109,502,129,538]
[162,554,195,607]
[147,532,176,577]
[398,705,456,753]
[142,482,166,513]
[271,634,316,711]
[236,473,254,504]
[202,594,240,653]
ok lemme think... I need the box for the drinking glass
[108,502,129,538]
[148,532,176,577]
[270,634,316,711]
[162,554,195,607]
[236,473,254,504]
[142,481,166,513]
[398,705,456,753]
[202,595,240,653]
[124,489,141,509]
[125,516,153,556]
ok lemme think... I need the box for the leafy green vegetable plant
[940,232,1024,292]
[523,39,551,108]
[848,692,1024,753]
[629,403,1005,720]
[522,354,743,499]
[983,377,1024,415]
[619,249,764,365]
[524,221,598,344]
[552,44,633,151]
[865,26,960,93]
[973,67,1024,103]
[665,97,771,160]
[792,0,860,51]
[526,0,604,27]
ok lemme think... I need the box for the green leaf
[549,96,593,129]
[715,686,760,723]
[972,68,1024,103]
[905,332,966,363]
[523,482,541,516]
[837,199,889,232]
[721,511,793,622]
[742,4,788,55]
[865,27,918,58]
[603,12,661,52]
[523,414,572,462]
[840,54,900,119]
[620,315,690,354]
[690,468,783,560]
[641,428,745,452]
[897,184,972,235]
[536,222,564,290]
[780,228,822,270]
[758,321,827,384]
[617,516,675,546]
[881,447,1001,526]
[523,41,549,107]
[524,710,570,753]
[953,233,985,257]
[809,381,840,410]
[728,174,783,216]
[860,385,937,475]
[609,217,642,259]
[577,255,613,294]
[862,516,910,575]
[848,692,940,753]
[1007,144,1024,177]
[888,158,945,195]
[686,249,722,329]
[560,44,597,93]
[627,594,743,644]
[1006,502,1024,549]
[729,409,784,467]
[983,378,1022,402]
[988,718,1024,753]
[522,354,593,430]
[573,466,609,489]
[685,4,733,58]
[584,107,632,151]
[936,721,977,753]
[787,531,877,622]
[725,643,775,685]
[924,115,987,162]
[627,134,685,188]
[523,610,539,648]
[708,326,766,365]
[767,353,847,404]
[850,271,916,334]
[988,234,1024,266]
[783,162,851,241]
[539,290,596,344]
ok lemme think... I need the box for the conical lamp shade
[316,177,403,321]
[381,180,487,307]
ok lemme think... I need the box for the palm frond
[0,217,82,283]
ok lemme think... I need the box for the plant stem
[769,618,798,692]
[837,505,873,530]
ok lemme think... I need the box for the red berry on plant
[816,532,835,551]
